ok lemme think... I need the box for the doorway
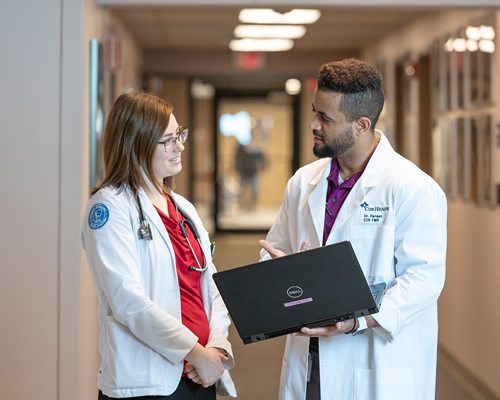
[214,89,297,232]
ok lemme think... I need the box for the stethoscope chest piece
[138,219,153,240]
[136,192,153,240]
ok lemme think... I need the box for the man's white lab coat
[262,132,447,400]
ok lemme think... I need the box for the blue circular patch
[88,203,109,229]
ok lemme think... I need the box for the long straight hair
[92,91,174,196]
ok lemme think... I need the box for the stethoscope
[134,192,209,272]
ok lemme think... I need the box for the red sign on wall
[233,52,265,70]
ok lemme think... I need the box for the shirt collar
[326,158,365,189]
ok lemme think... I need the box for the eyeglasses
[157,126,188,152]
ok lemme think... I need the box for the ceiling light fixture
[465,26,481,41]
[466,25,495,40]
[239,9,321,25]
[479,39,495,53]
[234,25,306,39]
[479,25,495,40]
[229,38,294,52]
[285,79,301,95]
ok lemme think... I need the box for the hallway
[2,1,500,399]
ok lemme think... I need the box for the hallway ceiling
[110,6,439,53]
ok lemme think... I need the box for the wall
[0,0,83,399]
[363,9,489,152]
[299,79,318,168]
[442,201,500,395]
[0,1,143,399]
[362,9,500,397]
[80,2,103,399]
[143,76,192,196]
[80,2,145,398]
[106,11,144,97]
[143,49,355,79]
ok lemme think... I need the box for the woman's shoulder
[88,185,134,209]
[170,191,195,211]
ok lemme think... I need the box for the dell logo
[287,286,303,298]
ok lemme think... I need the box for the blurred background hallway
[1,1,500,399]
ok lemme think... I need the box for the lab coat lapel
[325,131,391,241]
[328,184,366,234]
[137,188,174,250]
[307,159,331,245]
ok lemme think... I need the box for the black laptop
[213,241,385,344]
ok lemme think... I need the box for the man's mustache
[313,130,323,139]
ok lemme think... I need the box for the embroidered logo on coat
[88,203,109,229]
[360,201,390,224]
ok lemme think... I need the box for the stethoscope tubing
[135,192,208,272]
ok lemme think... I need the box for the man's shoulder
[391,153,436,182]
[387,153,445,198]
[291,158,330,181]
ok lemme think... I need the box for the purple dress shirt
[322,159,365,245]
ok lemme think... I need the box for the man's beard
[313,126,355,158]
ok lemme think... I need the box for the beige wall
[144,77,192,196]
[362,9,490,151]
[80,2,104,399]
[81,2,145,398]
[442,201,500,394]
[0,0,85,399]
[0,1,143,399]
[143,48,355,79]
[362,9,500,397]
[106,11,144,98]
[299,82,317,168]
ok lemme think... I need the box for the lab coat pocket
[350,225,394,277]
[354,368,414,400]
[105,317,153,389]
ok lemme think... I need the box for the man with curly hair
[260,59,447,399]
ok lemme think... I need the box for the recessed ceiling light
[465,26,481,41]
[285,79,301,95]
[466,25,495,41]
[229,38,294,52]
[479,39,495,53]
[234,25,306,39]
[479,25,495,40]
[239,9,321,25]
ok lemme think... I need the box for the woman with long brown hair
[82,91,236,399]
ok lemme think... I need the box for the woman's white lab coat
[263,132,447,400]
[82,186,236,398]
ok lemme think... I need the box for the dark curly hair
[317,58,384,130]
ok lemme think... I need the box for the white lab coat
[82,186,237,398]
[262,132,447,400]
